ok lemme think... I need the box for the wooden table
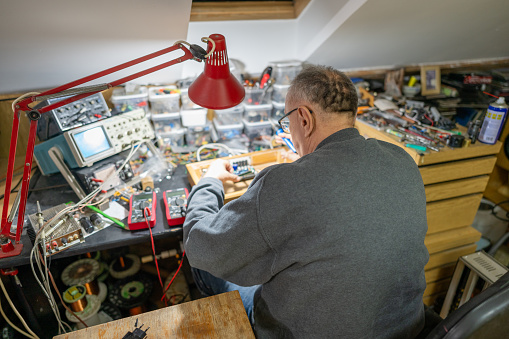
[53,291,255,339]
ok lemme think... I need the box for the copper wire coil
[128,305,145,316]
[69,297,88,313]
[83,280,100,296]
[63,285,88,313]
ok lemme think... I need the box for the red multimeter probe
[128,191,157,230]
[163,188,189,226]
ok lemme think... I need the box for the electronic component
[36,93,110,141]
[61,258,108,303]
[123,319,149,339]
[73,152,137,194]
[109,274,153,314]
[110,254,141,280]
[128,192,157,230]
[230,157,256,181]
[163,188,189,226]
[34,108,154,175]
[28,203,84,256]
[63,285,102,330]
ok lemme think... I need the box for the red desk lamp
[0,33,244,258]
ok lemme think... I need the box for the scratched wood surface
[53,291,255,339]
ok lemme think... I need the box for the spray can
[478,97,508,145]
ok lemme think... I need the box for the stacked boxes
[214,105,245,141]
[269,60,302,128]
[111,86,149,114]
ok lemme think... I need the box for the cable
[0,298,36,338]
[492,200,509,222]
[144,207,163,292]
[196,143,235,162]
[160,251,186,302]
[28,139,145,333]
[45,263,88,328]
[0,279,39,338]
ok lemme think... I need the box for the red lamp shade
[188,34,245,110]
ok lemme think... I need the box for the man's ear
[298,107,315,138]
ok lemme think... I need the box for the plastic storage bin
[243,86,272,105]
[243,119,273,142]
[181,108,208,127]
[214,104,244,125]
[186,123,212,147]
[111,86,148,113]
[180,88,202,110]
[272,84,290,104]
[270,60,302,85]
[271,101,286,121]
[158,128,186,148]
[244,103,272,123]
[151,113,182,135]
[149,86,181,115]
[213,118,244,141]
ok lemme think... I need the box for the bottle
[478,97,508,145]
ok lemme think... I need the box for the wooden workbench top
[53,291,255,339]
[355,121,502,166]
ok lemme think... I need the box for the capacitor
[80,217,95,234]
[89,213,103,226]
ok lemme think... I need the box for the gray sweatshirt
[184,128,429,338]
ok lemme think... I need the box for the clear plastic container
[186,123,212,147]
[243,86,272,105]
[213,118,244,141]
[271,84,290,104]
[269,60,302,85]
[151,113,182,135]
[111,86,148,113]
[214,104,244,125]
[244,103,272,123]
[181,108,208,127]
[180,88,202,110]
[243,119,273,142]
[158,128,186,147]
[271,101,286,121]
[149,86,181,115]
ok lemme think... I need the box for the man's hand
[274,131,292,145]
[203,159,241,183]
[275,132,301,161]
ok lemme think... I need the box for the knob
[135,128,141,132]
[117,134,123,139]
[127,130,133,135]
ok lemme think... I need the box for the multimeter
[128,191,157,230]
[163,188,189,227]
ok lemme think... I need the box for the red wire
[424,114,434,126]
[160,251,186,302]
[144,207,164,291]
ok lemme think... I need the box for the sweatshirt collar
[315,127,361,151]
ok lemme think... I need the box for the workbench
[355,121,502,306]
[53,290,255,339]
[0,165,192,269]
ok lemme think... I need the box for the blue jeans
[191,267,261,324]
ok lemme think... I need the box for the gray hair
[287,64,358,118]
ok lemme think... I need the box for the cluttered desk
[0,29,507,337]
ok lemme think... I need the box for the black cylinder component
[80,216,95,233]
[90,213,102,226]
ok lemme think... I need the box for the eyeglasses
[277,107,313,133]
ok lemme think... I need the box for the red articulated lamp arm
[0,39,213,258]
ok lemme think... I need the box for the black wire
[492,200,509,222]
[0,175,24,201]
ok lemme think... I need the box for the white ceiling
[305,0,509,70]
[1,0,508,94]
